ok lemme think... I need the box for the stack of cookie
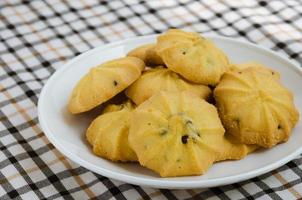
[67,29,299,177]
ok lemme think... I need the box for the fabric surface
[1,0,302,199]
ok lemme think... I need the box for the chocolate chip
[272,71,275,75]
[196,132,200,137]
[181,135,189,144]
[182,51,186,55]
[238,71,242,74]
[185,120,192,125]
[278,124,282,129]
[113,80,118,86]
[160,129,168,136]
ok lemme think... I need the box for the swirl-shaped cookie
[68,57,144,114]
[214,67,299,148]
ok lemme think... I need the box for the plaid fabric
[1,0,302,199]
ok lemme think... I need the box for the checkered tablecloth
[1,0,302,199]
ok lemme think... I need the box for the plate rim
[38,34,302,189]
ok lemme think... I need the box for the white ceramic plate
[38,35,302,189]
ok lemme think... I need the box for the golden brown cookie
[213,137,257,162]
[127,43,164,66]
[86,101,137,162]
[156,29,202,51]
[214,67,299,148]
[68,57,145,114]
[221,134,259,160]
[156,29,229,85]
[229,62,280,80]
[125,67,211,105]
[128,91,250,177]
